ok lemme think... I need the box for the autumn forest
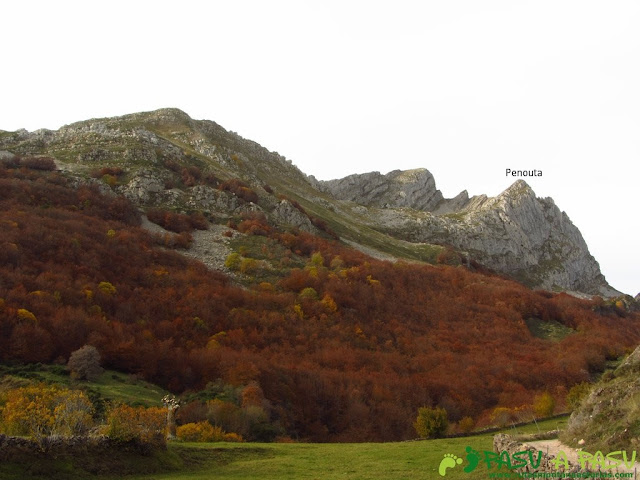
[1,163,639,442]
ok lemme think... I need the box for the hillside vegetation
[562,344,640,451]
[1,163,638,441]
[0,363,168,408]
[0,108,622,294]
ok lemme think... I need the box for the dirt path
[525,439,640,476]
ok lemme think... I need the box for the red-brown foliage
[1,167,639,442]
[237,212,271,236]
[219,179,259,203]
[18,156,57,171]
[146,208,208,233]
[163,160,218,188]
[91,166,125,179]
[1,155,56,171]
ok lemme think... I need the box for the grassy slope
[0,364,168,407]
[560,350,640,451]
[0,418,567,480]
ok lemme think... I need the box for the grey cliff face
[320,169,445,211]
[457,181,613,295]
[364,179,617,296]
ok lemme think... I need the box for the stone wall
[0,434,158,461]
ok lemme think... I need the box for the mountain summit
[0,108,617,296]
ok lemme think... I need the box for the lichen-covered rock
[320,168,445,211]
[0,150,16,162]
[123,169,166,203]
[273,199,317,233]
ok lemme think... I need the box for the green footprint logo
[463,446,480,473]
[438,453,462,476]
[438,447,481,476]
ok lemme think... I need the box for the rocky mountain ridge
[341,177,616,296]
[319,168,471,214]
[0,108,618,296]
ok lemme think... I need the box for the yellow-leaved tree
[533,392,556,418]
[413,406,448,439]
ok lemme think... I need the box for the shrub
[223,432,244,442]
[299,287,319,300]
[0,155,20,169]
[91,166,124,178]
[147,208,208,233]
[67,344,103,381]
[1,384,94,444]
[176,421,225,442]
[414,406,448,439]
[154,232,193,249]
[225,253,242,271]
[237,219,270,236]
[436,248,461,266]
[173,232,193,249]
[19,156,57,171]
[566,382,592,410]
[102,174,118,187]
[164,159,182,173]
[240,258,258,274]
[52,390,95,437]
[182,166,202,187]
[458,416,475,433]
[490,406,514,427]
[533,392,556,418]
[188,211,208,230]
[98,281,117,295]
[204,173,219,187]
[147,208,191,233]
[219,179,259,203]
[237,212,271,236]
[105,404,167,447]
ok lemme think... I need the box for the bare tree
[67,345,103,381]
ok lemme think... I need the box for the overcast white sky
[2,1,638,295]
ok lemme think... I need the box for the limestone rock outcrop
[354,179,616,296]
[320,169,444,211]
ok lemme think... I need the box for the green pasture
[0,418,567,480]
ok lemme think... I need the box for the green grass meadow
[141,418,564,480]
[0,418,567,480]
